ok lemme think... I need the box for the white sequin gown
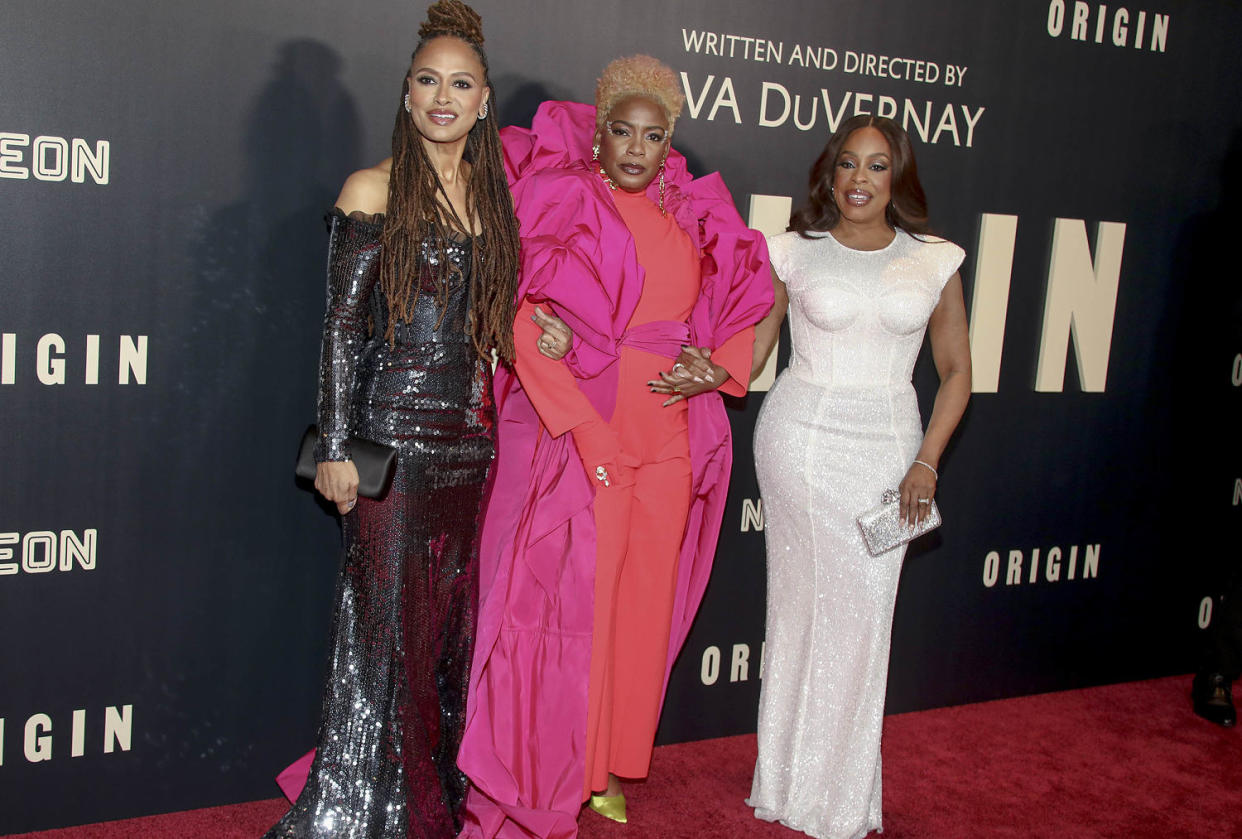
[747,229,964,839]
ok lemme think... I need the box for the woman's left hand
[898,462,937,527]
[533,305,573,360]
[648,346,728,406]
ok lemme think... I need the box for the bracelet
[912,459,938,480]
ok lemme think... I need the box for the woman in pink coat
[458,56,773,838]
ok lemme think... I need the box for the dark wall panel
[2,1,1239,832]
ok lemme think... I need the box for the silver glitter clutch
[295,425,397,499]
[856,489,941,556]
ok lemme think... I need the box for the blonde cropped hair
[594,55,686,133]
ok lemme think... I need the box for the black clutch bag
[295,425,398,500]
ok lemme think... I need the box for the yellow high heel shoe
[588,792,627,824]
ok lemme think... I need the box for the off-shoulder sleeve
[313,210,384,461]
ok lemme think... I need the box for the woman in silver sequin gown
[746,116,971,839]
[263,4,569,838]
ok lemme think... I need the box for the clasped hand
[316,460,360,515]
[647,346,727,406]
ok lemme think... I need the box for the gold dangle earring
[593,143,617,191]
[658,159,667,215]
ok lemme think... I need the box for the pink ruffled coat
[457,101,773,839]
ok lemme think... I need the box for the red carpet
[6,675,1239,839]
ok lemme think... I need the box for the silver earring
[479,102,488,119]
[591,144,600,162]
[403,92,411,113]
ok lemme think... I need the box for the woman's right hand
[532,305,573,360]
[316,460,360,515]
[897,462,937,527]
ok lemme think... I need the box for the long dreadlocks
[380,0,520,362]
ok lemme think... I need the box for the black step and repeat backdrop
[3,0,1241,832]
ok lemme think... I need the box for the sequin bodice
[771,230,964,390]
[314,210,492,478]
[367,233,475,348]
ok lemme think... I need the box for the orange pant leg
[583,347,693,795]
[583,481,632,796]
[609,450,691,778]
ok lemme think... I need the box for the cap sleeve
[765,231,794,280]
[914,235,965,296]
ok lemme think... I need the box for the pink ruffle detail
[275,749,314,803]
[458,101,772,839]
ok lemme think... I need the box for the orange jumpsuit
[511,187,752,796]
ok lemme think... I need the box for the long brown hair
[789,115,931,239]
[380,0,520,361]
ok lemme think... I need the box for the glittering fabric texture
[748,230,963,839]
[856,490,941,556]
[266,210,493,839]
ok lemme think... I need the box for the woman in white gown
[746,115,971,839]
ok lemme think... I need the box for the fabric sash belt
[618,320,690,359]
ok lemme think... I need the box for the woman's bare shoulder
[335,159,392,215]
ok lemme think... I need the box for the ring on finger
[917,498,930,505]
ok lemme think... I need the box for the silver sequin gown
[747,230,963,839]
[266,210,495,839]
